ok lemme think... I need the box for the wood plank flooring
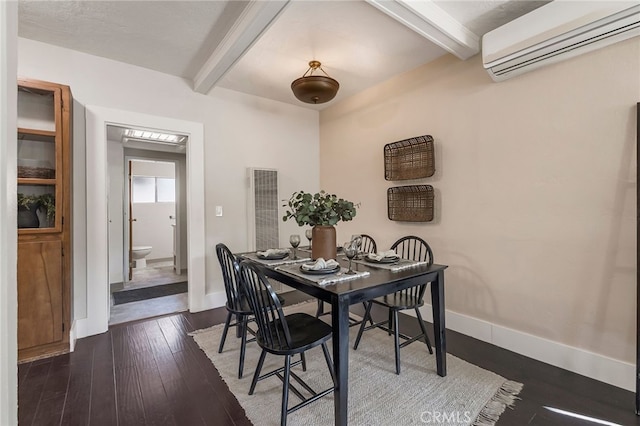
[18,291,639,425]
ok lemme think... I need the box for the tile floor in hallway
[109,260,188,325]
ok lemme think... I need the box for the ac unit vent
[482,2,640,82]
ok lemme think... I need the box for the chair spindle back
[389,236,434,302]
[391,236,433,265]
[239,261,292,350]
[360,234,377,254]
[216,243,244,312]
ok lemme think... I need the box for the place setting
[351,249,430,272]
[243,234,312,266]
[276,240,369,286]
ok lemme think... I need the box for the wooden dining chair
[239,260,336,426]
[215,243,256,379]
[359,233,377,254]
[353,235,434,375]
[315,234,377,327]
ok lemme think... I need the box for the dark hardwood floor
[18,291,638,425]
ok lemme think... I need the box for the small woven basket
[387,185,434,222]
[384,135,434,181]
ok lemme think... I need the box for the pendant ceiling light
[291,60,339,104]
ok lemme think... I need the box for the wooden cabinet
[17,78,72,362]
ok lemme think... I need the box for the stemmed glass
[343,241,357,275]
[351,235,363,259]
[289,234,301,260]
[305,229,313,250]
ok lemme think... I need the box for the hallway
[109,260,188,325]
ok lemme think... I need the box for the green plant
[282,190,357,227]
[38,193,56,222]
[17,193,55,222]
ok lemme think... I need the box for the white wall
[108,145,187,283]
[126,149,188,273]
[0,2,18,424]
[18,38,319,328]
[131,202,175,260]
[131,160,175,261]
[321,38,640,389]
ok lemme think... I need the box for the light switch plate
[215,206,223,217]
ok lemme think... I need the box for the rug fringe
[472,380,523,426]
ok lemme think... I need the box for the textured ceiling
[218,0,447,106]
[18,0,549,110]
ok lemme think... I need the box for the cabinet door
[18,240,63,350]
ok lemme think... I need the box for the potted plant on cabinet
[282,190,357,260]
[17,193,55,228]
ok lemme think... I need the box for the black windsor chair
[353,235,434,375]
[239,260,336,426]
[216,243,256,379]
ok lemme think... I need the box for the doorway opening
[106,125,188,325]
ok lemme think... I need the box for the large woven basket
[384,135,434,180]
[387,185,434,222]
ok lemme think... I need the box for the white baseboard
[190,289,227,313]
[404,304,634,392]
[74,317,108,339]
[69,320,77,352]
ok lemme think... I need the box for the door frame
[81,106,207,338]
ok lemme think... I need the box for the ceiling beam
[192,0,290,94]
[366,0,479,60]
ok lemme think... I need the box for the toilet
[131,245,152,268]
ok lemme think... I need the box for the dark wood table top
[239,250,447,302]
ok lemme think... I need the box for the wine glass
[351,235,363,259]
[343,241,357,275]
[305,229,313,249]
[289,234,301,260]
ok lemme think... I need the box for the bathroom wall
[130,159,175,261]
[107,142,186,284]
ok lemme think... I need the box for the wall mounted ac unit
[482,1,640,82]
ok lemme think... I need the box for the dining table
[239,249,449,426]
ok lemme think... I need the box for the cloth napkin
[300,258,339,271]
[257,248,289,257]
[366,250,400,262]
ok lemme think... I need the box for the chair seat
[228,291,285,315]
[259,313,333,355]
[372,293,424,310]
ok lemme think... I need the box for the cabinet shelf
[18,227,58,235]
[18,178,57,185]
[18,128,57,139]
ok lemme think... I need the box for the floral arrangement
[282,190,357,226]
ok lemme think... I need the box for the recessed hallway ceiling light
[124,129,187,144]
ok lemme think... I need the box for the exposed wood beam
[366,0,479,60]
[192,0,290,94]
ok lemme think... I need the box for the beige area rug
[190,302,522,426]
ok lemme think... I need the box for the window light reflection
[544,406,622,426]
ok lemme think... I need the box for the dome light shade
[291,60,339,104]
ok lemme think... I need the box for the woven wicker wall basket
[384,135,434,181]
[387,185,434,222]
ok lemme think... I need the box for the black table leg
[331,296,349,425]
[431,271,447,377]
